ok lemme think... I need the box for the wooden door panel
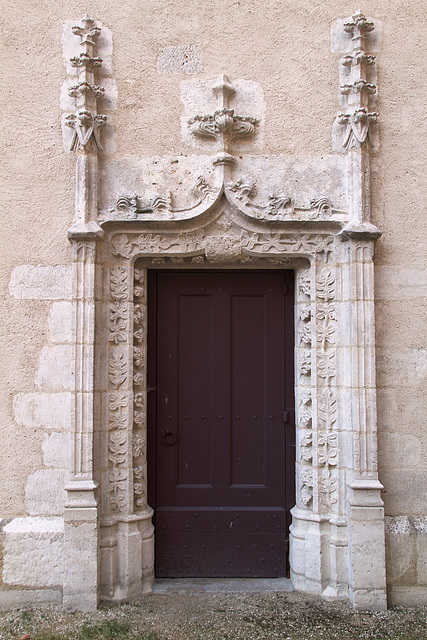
[148,270,294,577]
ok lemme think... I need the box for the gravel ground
[1,592,426,640]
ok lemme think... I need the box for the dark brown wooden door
[147,270,295,577]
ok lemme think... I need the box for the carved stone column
[62,16,106,610]
[63,241,99,611]
[336,12,387,610]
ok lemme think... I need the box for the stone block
[380,470,427,514]
[63,519,98,611]
[416,535,427,584]
[375,267,427,301]
[13,392,72,430]
[48,301,73,343]
[378,432,421,469]
[26,469,67,516]
[2,517,64,587]
[0,589,62,607]
[385,529,414,582]
[42,432,73,468]
[9,265,72,300]
[35,345,72,390]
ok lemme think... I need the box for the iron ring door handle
[161,429,177,445]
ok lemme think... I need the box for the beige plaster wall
[1,0,427,599]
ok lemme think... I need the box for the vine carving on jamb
[297,269,314,507]
[315,267,338,509]
[132,267,147,510]
[107,266,131,513]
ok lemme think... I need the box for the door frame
[94,207,386,608]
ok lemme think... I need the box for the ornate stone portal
[62,12,387,610]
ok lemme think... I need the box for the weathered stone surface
[25,470,67,516]
[2,517,64,587]
[13,392,72,431]
[42,432,73,468]
[48,301,73,343]
[34,346,73,390]
[9,266,72,300]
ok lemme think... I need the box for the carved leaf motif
[110,303,127,322]
[134,482,145,496]
[319,469,338,506]
[299,409,312,428]
[228,178,256,200]
[299,304,312,321]
[317,322,336,347]
[298,272,312,298]
[318,389,337,429]
[134,328,145,343]
[109,317,127,344]
[133,410,145,428]
[134,268,145,284]
[134,305,145,327]
[133,347,145,369]
[134,465,144,480]
[316,269,335,301]
[109,392,128,411]
[301,449,313,463]
[299,390,312,406]
[110,267,129,299]
[109,348,128,387]
[300,352,311,376]
[317,304,336,322]
[318,432,338,465]
[300,485,313,506]
[109,410,127,430]
[133,433,145,458]
[110,493,126,511]
[310,197,332,217]
[300,467,314,506]
[134,372,144,386]
[300,432,313,462]
[317,352,335,383]
[108,431,127,465]
[111,235,133,258]
[299,324,312,346]
[134,392,145,408]
[109,467,127,491]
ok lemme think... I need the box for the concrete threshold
[152,577,293,594]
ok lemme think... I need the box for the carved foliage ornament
[336,11,379,150]
[64,16,107,152]
[107,266,130,512]
[189,108,258,145]
[132,268,147,509]
[315,268,338,509]
[110,231,334,263]
[297,266,338,510]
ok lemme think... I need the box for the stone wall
[0,0,426,608]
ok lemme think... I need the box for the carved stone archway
[62,13,387,611]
